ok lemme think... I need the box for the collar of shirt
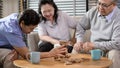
[46,20,57,28]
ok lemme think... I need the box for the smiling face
[20,21,37,34]
[41,4,55,21]
[97,0,116,16]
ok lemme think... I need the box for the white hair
[111,0,117,3]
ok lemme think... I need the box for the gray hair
[111,0,117,3]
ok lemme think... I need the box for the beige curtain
[0,0,3,18]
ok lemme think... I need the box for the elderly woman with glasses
[74,0,120,68]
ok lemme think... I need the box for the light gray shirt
[38,11,77,41]
[76,6,120,50]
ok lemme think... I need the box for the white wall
[2,0,19,17]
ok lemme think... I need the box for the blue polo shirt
[0,13,26,49]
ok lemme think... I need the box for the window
[28,0,87,17]
[28,0,98,17]
[54,0,86,16]
[28,0,40,12]
[88,0,97,10]
[28,0,98,31]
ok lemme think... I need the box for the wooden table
[13,54,112,68]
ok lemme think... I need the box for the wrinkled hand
[49,45,67,57]
[8,49,18,61]
[83,42,94,52]
[73,42,83,52]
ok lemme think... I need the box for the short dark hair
[19,9,40,26]
[38,0,58,22]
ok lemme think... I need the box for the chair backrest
[27,32,40,51]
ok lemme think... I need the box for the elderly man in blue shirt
[0,9,67,68]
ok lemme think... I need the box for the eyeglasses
[97,2,113,8]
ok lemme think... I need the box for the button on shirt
[0,13,26,48]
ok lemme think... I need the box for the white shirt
[38,11,77,41]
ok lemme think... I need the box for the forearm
[94,41,120,50]
[76,21,86,43]
[13,46,29,59]
[40,52,53,59]
[40,45,68,59]
[40,36,59,44]
[94,23,120,50]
